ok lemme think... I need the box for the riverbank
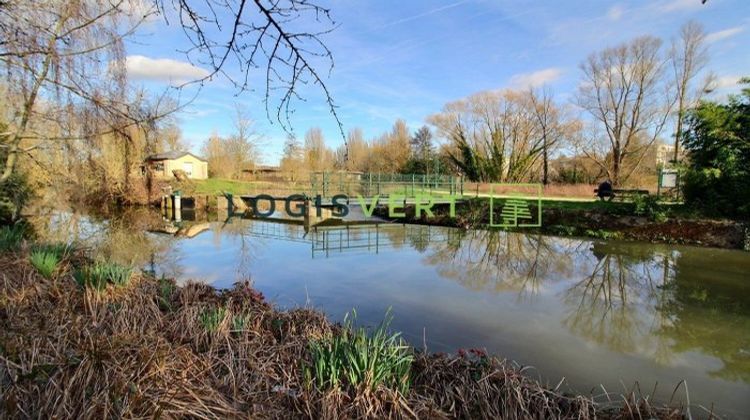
[374,198,747,250]
[0,232,689,419]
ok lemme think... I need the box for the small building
[143,151,208,180]
[655,143,675,166]
[243,165,282,176]
[242,165,283,181]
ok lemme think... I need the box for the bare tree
[670,20,711,163]
[280,133,303,180]
[0,0,155,184]
[200,104,263,179]
[0,0,346,188]
[576,36,675,185]
[229,103,263,171]
[342,128,368,172]
[303,127,333,172]
[429,89,558,182]
[528,87,579,185]
[164,0,345,141]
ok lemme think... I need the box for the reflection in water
[562,243,674,355]
[425,230,578,298]
[30,208,750,417]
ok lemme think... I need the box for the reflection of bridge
[237,218,463,258]
[219,194,462,230]
[156,205,464,258]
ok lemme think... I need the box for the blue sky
[124,0,750,164]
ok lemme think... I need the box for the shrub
[305,310,413,394]
[584,229,622,240]
[0,149,32,223]
[29,250,60,279]
[632,195,667,222]
[681,81,750,219]
[548,225,576,236]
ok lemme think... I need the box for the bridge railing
[233,172,463,199]
[309,173,463,198]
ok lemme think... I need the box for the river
[30,206,750,418]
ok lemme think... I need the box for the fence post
[323,172,328,198]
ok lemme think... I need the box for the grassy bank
[0,227,692,418]
[374,198,746,250]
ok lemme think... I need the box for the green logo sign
[489,183,542,228]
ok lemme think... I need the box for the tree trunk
[612,149,621,186]
[674,106,684,164]
[0,10,69,184]
[542,134,549,185]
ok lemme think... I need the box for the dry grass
[462,183,662,200]
[0,252,691,419]
[463,183,599,199]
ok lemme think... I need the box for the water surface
[32,208,750,417]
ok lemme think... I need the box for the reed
[0,224,24,251]
[31,242,75,259]
[199,306,227,332]
[306,310,413,394]
[73,261,132,290]
[29,250,60,279]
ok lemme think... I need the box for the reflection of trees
[424,230,577,297]
[380,224,407,250]
[656,249,750,382]
[561,242,673,354]
[214,218,269,283]
[563,241,750,384]
[30,207,178,271]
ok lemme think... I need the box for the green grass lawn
[177,178,315,197]
[191,178,257,195]
[174,178,704,219]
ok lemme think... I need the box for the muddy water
[34,208,750,417]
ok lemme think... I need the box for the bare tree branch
[160,0,346,145]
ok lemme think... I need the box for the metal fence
[308,173,463,198]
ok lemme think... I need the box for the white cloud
[657,0,705,13]
[714,75,742,90]
[606,5,625,21]
[125,55,210,84]
[706,26,745,43]
[509,68,563,89]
